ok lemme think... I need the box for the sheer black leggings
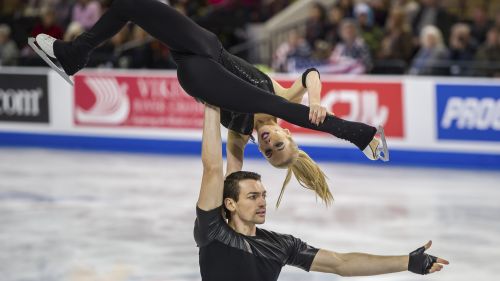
[72,0,376,150]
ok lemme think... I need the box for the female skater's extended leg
[44,0,220,75]
[177,56,377,150]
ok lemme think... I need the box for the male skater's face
[232,179,267,224]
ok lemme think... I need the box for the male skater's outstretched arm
[310,240,449,276]
[197,104,224,211]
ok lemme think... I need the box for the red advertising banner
[275,80,405,138]
[74,72,204,128]
[74,72,403,137]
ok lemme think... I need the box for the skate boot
[362,125,389,162]
[28,34,89,86]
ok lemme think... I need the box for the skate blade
[377,125,389,162]
[28,37,74,86]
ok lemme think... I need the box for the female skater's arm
[270,70,327,125]
[271,77,307,104]
[303,70,327,125]
[225,130,250,177]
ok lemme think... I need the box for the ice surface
[1,148,499,281]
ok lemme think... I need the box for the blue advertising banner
[437,84,500,142]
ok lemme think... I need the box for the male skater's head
[223,171,267,225]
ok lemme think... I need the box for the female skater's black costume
[55,0,376,150]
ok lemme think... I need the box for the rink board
[0,67,499,169]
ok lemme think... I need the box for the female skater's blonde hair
[273,138,333,208]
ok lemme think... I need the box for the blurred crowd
[274,0,500,76]
[1,0,499,77]
[0,0,292,69]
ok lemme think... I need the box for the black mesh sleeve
[283,234,320,271]
[193,206,226,247]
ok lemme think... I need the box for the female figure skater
[31,0,388,206]
[222,67,384,207]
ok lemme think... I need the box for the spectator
[31,6,64,39]
[258,0,294,22]
[392,0,420,21]
[494,10,500,32]
[207,0,226,6]
[1,0,25,19]
[71,0,102,30]
[64,21,84,41]
[409,25,449,75]
[305,2,327,50]
[475,27,500,77]
[355,2,384,57]
[327,19,372,74]
[23,0,45,17]
[377,8,413,72]
[469,7,492,44]
[369,0,389,27]
[53,0,74,27]
[324,5,344,46]
[411,0,455,44]
[0,24,19,65]
[124,25,158,69]
[448,23,477,76]
[335,0,354,18]
[273,30,311,72]
[23,0,72,26]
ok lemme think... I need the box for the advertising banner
[74,73,204,129]
[437,84,500,142]
[276,80,404,138]
[0,73,49,123]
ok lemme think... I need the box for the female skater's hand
[309,104,328,126]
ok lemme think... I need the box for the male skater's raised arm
[197,104,224,211]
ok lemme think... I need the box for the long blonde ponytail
[275,150,333,208]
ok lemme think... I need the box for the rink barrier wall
[0,67,499,170]
[1,131,499,170]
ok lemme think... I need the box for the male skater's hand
[408,240,449,274]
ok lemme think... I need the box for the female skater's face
[257,125,296,167]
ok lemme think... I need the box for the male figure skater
[195,104,449,281]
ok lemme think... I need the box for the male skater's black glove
[408,244,438,274]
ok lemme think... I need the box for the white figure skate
[28,35,74,86]
[363,125,389,162]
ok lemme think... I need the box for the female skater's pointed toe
[363,126,389,162]
[35,34,57,58]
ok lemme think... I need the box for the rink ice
[1,148,499,281]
